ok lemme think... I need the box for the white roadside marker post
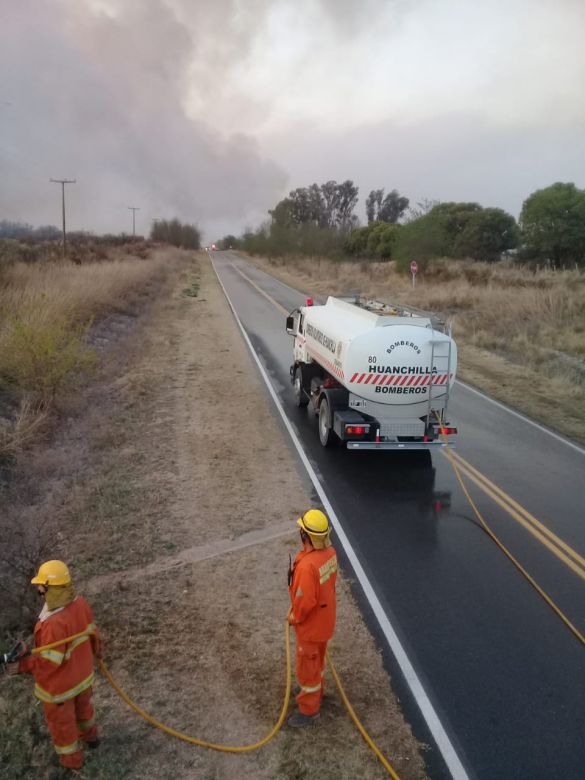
[410,259,418,289]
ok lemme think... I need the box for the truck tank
[301,297,456,408]
[289,296,458,448]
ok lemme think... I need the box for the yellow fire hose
[326,650,400,778]
[32,622,401,778]
[437,415,585,648]
[27,430,584,779]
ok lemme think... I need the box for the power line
[50,178,76,257]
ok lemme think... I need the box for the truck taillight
[345,425,368,436]
[439,427,457,435]
[306,297,314,306]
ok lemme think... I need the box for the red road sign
[410,260,418,275]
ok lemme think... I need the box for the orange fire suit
[18,596,100,769]
[289,546,337,715]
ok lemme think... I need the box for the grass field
[0,247,176,457]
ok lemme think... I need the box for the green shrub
[343,226,371,256]
[393,202,519,270]
[0,305,95,405]
[343,222,400,260]
[393,211,450,271]
[240,223,345,259]
[366,223,389,256]
[453,208,519,261]
[520,182,585,267]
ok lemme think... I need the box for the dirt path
[2,250,428,779]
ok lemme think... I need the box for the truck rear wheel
[318,397,335,447]
[294,366,309,407]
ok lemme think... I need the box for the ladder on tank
[426,325,453,429]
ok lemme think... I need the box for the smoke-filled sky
[1,0,584,240]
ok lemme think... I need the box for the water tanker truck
[286,296,458,450]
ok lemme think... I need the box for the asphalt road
[211,251,585,780]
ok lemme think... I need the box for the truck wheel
[294,367,309,407]
[318,397,335,447]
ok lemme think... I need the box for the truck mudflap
[347,440,452,450]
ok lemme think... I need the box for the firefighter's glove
[6,662,19,676]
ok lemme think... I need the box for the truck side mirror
[286,315,295,334]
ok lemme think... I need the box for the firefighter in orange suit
[287,509,338,727]
[8,560,101,771]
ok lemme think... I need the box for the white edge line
[209,254,470,780]
[456,380,585,456]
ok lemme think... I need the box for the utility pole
[128,206,140,237]
[50,178,76,257]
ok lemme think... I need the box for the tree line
[150,218,201,250]
[224,181,585,269]
[0,220,61,240]
[0,218,201,251]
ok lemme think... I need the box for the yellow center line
[225,255,585,585]
[448,450,585,569]
[445,450,585,582]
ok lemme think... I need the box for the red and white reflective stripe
[348,372,454,385]
[306,348,345,381]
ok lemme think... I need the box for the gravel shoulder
[1,249,428,779]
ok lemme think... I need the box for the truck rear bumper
[346,440,453,450]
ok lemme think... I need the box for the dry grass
[0,248,183,452]
[0,400,49,458]
[0,236,152,268]
[244,253,585,441]
[1,255,170,325]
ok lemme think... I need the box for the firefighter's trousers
[43,687,98,769]
[295,639,327,715]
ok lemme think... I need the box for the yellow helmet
[297,509,330,537]
[31,560,71,587]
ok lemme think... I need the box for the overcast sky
[1,0,584,240]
